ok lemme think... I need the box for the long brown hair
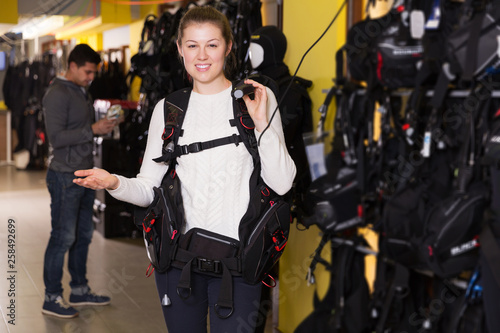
[177,6,237,79]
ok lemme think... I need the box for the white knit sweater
[109,86,296,240]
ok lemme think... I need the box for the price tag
[421,131,431,158]
[411,10,426,39]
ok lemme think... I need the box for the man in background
[42,44,116,318]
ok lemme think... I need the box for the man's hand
[92,118,116,135]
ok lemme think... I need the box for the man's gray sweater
[43,77,95,173]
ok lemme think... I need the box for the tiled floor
[0,165,168,333]
[0,165,274,332]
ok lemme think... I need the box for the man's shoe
[69,291,111,306]
[42,295,79,318]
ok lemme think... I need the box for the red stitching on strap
[162,127,174,140]
[240,117,255,130]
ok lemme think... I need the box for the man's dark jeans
[44,169,95,296]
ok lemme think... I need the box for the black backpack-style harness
[137,82,291,318]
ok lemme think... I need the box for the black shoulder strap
[229,80,259,162]
[152,88,191,164]
[153,83,258,165]
[164,87,192,132]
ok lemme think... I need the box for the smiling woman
[72,6,296,333]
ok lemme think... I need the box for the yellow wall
[0,0,18,24]
[283,0,346,129]
[140,4,158,21]
[278,1,348,332]
[75,34,103,51]
[101,2,131,24]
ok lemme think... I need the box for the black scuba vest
[137,82,291,318]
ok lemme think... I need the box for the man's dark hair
[67,44,101,67]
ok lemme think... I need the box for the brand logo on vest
[450,237,479,257]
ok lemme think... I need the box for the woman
[74,6,296,332]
